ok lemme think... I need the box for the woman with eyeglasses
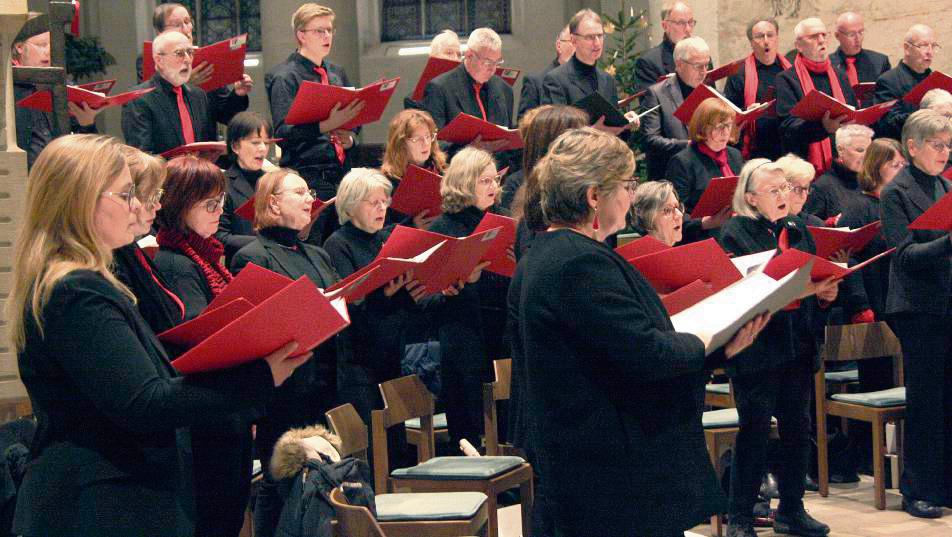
[228,168,349,536]
[719,159,840,537]
[9,134,309,537]
[380,109,448,229]
[629,181,686,246]
[665,97,744,242]
[776,153,824,228]
[216,111,275,266]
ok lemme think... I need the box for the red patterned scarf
[156,227,233,296]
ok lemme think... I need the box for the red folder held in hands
[143,34,248,92]
[390,165,443,217]
[852,82,876,103]
[660,279,716,316]
[16,83,154,112]
[206,263,293,312]
[437,113,523,151]
[808,221,882,259]
[764,247,895,281]
[690,176,739,219]
[704,58,744,85]
[78,79,117,94]
[473,212,517,277]
[627,238,743,294]
[160,141,227,160]
[284,77,400,129]
[235,196,333,223]
[790,90,896,126]
[903,71,952,105]
[908,190,952,231]
[674,84,772,126]
[410,56,520,101]
[171,276,350,374]
[614,235,670,260]
[157,298,254,348]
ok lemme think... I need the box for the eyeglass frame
[836,29,865,40]
[786,182,810,196]
[407,131,438,145]
[476,172,504,187]
[665,18,697,28]
[360,197,392,209]
[274,187,318,200]
[468,49,505,69]
[679,58,709,71]
[660,202,685,218]
[300,27,336,38]
[102,182,138,211]
[572,32,606,43]
[906,41,941,52]
[199,192,227,213]
[157,47,195,61]
[139,187,165,209]
[922,138,952,152]
[752,183,791,198]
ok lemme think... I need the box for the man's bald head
[903,24,937,74]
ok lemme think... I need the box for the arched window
[381,0,511,42]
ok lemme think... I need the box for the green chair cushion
[391,456,525,480]
[404,412,448,430]
[824,369,859,383]
[706,383,731,395]
[376,492,487,521]
[830,387,906,407]
[703,408,739,429]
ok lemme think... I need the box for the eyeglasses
[660,203,685,218]
[786,183,810,196]
[751,31,777,41]
[407,132,437,145]
[102,183,138,211]
[883,159,907,170]
[157,47,195,61]
[275,187,317,199]
[140,187,164,208]
[680,59,708,71]
[573,32,606,43]
[666,18,697,27]
[361,198,392,209]
[923,138,952,152]
[301,27,335,37]
[836,29,865,39]
[753,183,791,198]
[201,192,227,213]
[622,179,639,194]
[906,41,941,52]
[710,121,733,134]
[476,173,503,186]
[469,50,505,69]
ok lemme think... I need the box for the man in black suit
[122,31,237,155]
[874,24,936,140]
[517,25,574,119]
[830,12,891,107]
[633,1,696,92]
[640,36,710,179]
[776,17,856,175]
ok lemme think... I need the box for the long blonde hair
[8,134,134,350]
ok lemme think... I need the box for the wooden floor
[496,476,952,536]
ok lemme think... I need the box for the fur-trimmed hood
[270,424,343,480]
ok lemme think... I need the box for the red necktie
[314,66,346,165]
[844,56,859,87]
[472,83,488,121]
[171,85,195,145]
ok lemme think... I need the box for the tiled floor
[497,476,952,536]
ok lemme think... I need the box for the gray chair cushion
[391,456,525,480]
[824,369,859,383]
[376,492,487,521]
[404,412,448,430]
[706,383,730,395]
[830,387,906,407]
[703,408,739,429]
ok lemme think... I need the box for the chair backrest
[484,359,512,456]
[325,404,369,460]
[491,359,512,401]
[822,322,902,362]
[372,375,435,493]
[328,487,387,537]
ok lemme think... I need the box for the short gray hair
[733,158,786,218]
[429,30,459,57]
[902,109,952,160]
[153,30,189,58]
[335,168,393,225]
[794,17,824,39]
[834,124,873,151]
[631,181,678,232]
[774,153,815,183]
[920,88,952,111]
[442,147,494,213]
[466,27,502,53]
[674,36,709,62]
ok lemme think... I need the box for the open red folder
[78,79,117,94]
[908,189,952,230]
[17,83,154,112]
[160,141,227,160]
[808,221,882,259]
[790,90,896,125]
[143,34,248,92]
[390,165,443,217]
[170,276,350,374]
[437,113,523,151]
[473,212,517,277]
[206,263,293,312]
[158,297,254,348]
[614,235,670,260]
[235,195,333,223]
[674,83,772,126]
[284,77,400,129]
[660,279,717,316]
[852,82,876,102]
[690,176,739,218]
[903,71,952,105]
[704,58,743,85]
[410,56,521,101]
[764,247,895,281]
[627,238,743,294]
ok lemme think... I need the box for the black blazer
[666,142,744,214]
[541,55,619,108]
[153,248,216,321]
[873,61,931,140]
[640,76,691,179]
[830,48,891,105]
[216,164,259,266]
[839,193,891,317]
[13,270,273,537]
[508,229,724,536]
[633,38,675,92]
[804,160,864,221]
[121,75,223,155]
[112,243,184,334]
[881,165,952,316]
[776,65,857,162]
[517,58,559,119]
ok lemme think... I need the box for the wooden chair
[483,359,522,457]
[329,486,389,537]
[373,375,534,537]
[814,322,905,510]
[704,368,735,409]
[325,403,490,537]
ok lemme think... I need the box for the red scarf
[695,141,733,177]
[793,53,846,175]
[156,227,233,296]
[742,53,792,158]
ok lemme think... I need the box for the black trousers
[888,313,952,506]
[729,360,814,518]
[191,415,254,537]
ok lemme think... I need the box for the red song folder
[410,55,520,101]
[704,58,744,84]
[390,165,444,217]
[690,176,739,219]
[627,238,743,294]
[852,82,876,102]
[437,113,523,151]
[614,235,670,260]
[903,71,952,105]
[660,279,716,316]
[324,257,421,303]
[807,221,882,259]
[170,276,350,374]
[206,263,293,312]
[907,190,952,231]
[160,141,227,160]
[763,247,895,281]
[157,297,254,348]
[473,212,517,277]
[235,196,333,223]
[284,77,400,129]
[790,90,896,125]
[77,79,117,94]
[142,34,249,92]
[674,83,772,126]
[16,84,154,112]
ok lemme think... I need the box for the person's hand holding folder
[189,59,214,87]
[320,100,366,133]
[821,110,851,134]
[263,341,314,387]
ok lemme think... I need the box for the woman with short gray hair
[630,180,686,246]
[805,123,873,223]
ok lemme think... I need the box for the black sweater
[216,163,262,266]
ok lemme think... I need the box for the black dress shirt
[633,37,676,92]
[216,163,262,266]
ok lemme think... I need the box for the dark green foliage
[65,33,115,81]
